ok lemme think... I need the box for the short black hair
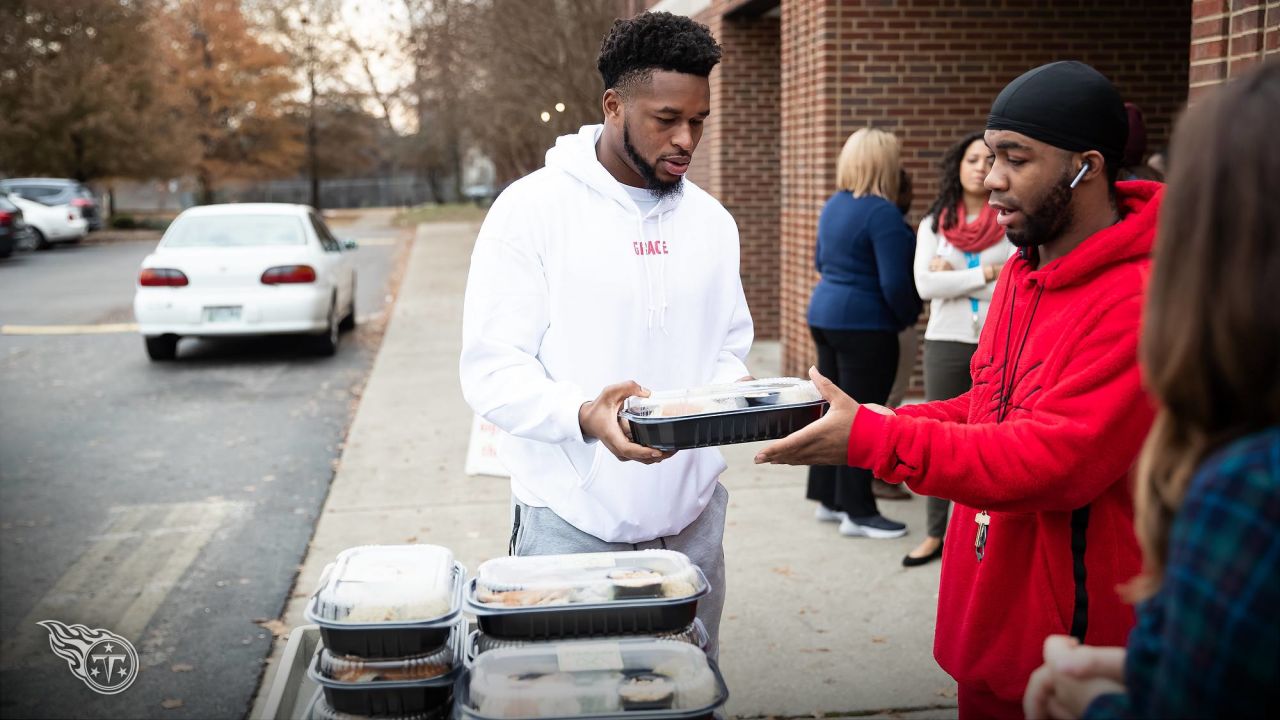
[597,12,721,95]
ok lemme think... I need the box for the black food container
[453,639,729,720]
[307,623,464,716]
[466,550,709,641]
[304,546,466,658]
[622,399,827,451]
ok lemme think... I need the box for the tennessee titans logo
[37,620,139,695]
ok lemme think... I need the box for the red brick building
[634,0,1277,386]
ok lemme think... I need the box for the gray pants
[510,483,729,660]
[922,340,978,539]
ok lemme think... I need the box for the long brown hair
[1131,62,1280,599]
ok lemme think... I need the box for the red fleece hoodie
[848,181,1163,706]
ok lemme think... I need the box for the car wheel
[145,335,179,361]
[313,299,339,356]
[30,228,51,251]
[339,280,356,333]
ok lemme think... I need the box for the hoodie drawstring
[638,208,671,335]
[657,212,669,335]
[639,214,656,332]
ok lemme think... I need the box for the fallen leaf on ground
[871,636,888,644]
[170,663,194,673]
[161,699,184,710]
[770,566,795,577]
[254,619,290,637]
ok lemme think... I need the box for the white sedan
[133,203,357,361]
[7,193,88,249]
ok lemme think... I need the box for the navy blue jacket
[807,192,921,332]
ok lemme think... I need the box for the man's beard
[623,121,683,201]
[1006,170,1074,248]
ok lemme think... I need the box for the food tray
[468,620,708,662]
[305,555,466,658]
[466,551,708,640]
[621,378,827,451]
[454,639,728,719]
[307,622,464,716]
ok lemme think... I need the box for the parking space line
[0,500,250,668]
[1,323,139,335]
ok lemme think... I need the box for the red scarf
[942,201,1004,253]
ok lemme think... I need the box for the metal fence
[218,175,457,208]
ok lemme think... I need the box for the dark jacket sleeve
[869,205,922,330]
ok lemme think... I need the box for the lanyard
[966,251,981,337]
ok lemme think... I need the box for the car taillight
[71,198,92,208]
[0,210,12,226]
[261,265,317,284]
[139,268,189,287]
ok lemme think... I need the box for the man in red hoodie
[756,61,1163,719]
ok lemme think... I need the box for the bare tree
[400,0,618,191]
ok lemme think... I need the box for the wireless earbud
[1069,161,1091,189]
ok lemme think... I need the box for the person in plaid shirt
[1022,61,1280,719]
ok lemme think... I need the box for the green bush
[110,214,138,229]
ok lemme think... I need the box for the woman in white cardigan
[902,131,1015,567]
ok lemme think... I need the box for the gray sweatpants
[510,482,729,660]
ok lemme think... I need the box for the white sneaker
[814,505,848,523]
[839,514,908,539]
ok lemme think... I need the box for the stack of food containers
[458,550,728,718]
[303,544,467,719]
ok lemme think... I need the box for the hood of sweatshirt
[1022,180,1163,291]
[545,124,685,333]
[544,124,686,218]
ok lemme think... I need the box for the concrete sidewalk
[251,222,958,719]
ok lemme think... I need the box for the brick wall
[776,0,1191,379]
[691,3,783,339]
[1189,0,1280,102]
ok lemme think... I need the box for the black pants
[805,327,899,518]
[922,340,978,538]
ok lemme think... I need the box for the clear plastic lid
[472,550,704,608]
[316,641,457,683]
[471,620,708,658]
[464,639,723,718]
[622,377,822,418]
[311,544,457,624]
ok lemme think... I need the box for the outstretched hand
[753,367,875,466]
[579,381,674,464]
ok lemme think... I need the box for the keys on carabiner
[974,510,991,562]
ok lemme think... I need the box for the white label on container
[556,642,625,672]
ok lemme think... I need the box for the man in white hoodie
[459,12,752,657]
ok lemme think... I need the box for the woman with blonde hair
[806,127,921,538]
[1023,61,1280,719]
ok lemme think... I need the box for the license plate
[203,306,242,323]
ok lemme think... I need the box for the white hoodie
[459,125,753,543]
